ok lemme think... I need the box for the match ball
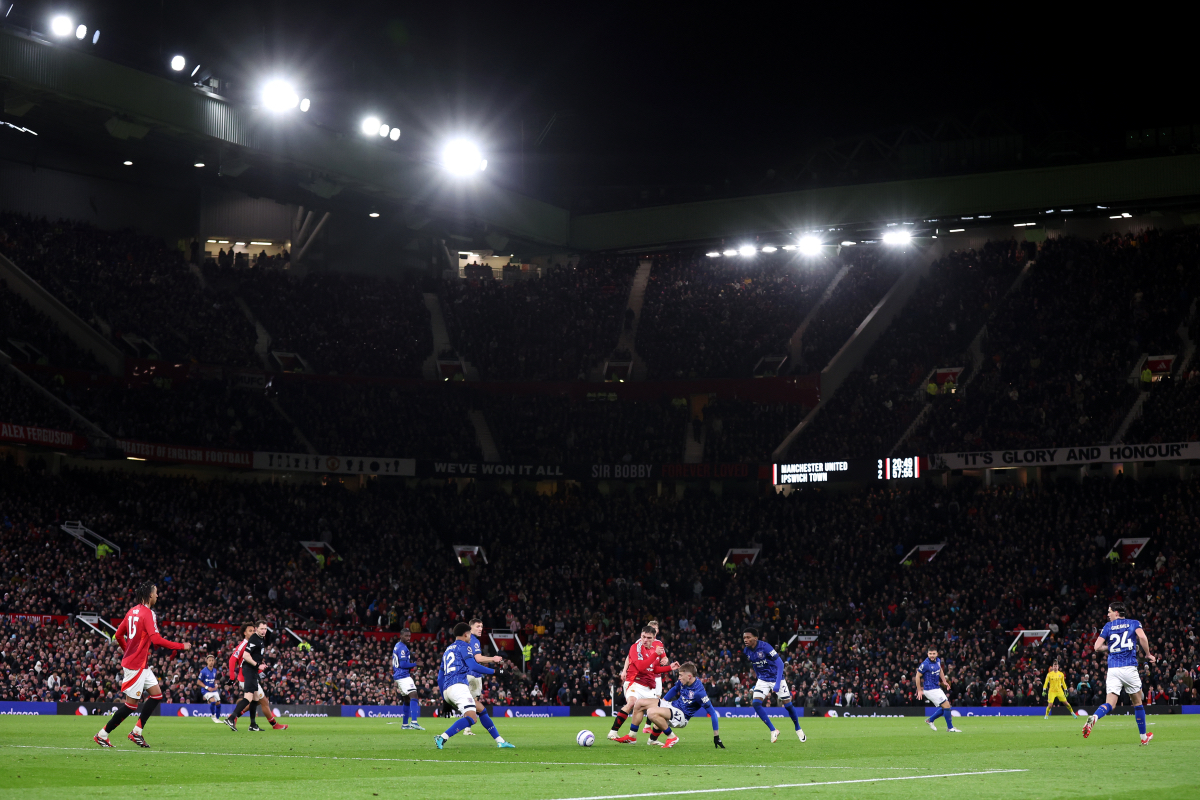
[576,729,595,747]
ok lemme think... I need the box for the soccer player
[625,619,665,737]
[917,645,961,732]
[1042,660,1075,719]
[642,662,723,749]
[392,628,424,730]
[1082,602,1157,745]
[608,626,678,743]
[742,627,805,743]
[434,622,515,749]
[93,581,190,748]
[462,618,506,736]
[198,654,224,723]
[225,621,288,732]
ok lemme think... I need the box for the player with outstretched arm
[1082,602,1157,744]
[642,662,724,749]
[434,622,515,749]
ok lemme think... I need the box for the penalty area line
[544,769,1029,800]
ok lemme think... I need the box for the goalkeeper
[1042,661,1075,719]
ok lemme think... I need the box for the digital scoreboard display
[772,457,922,485]
[877,456,920,480]
[773,461,850,484]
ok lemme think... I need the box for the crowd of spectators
[638,250,836,379]
[702,399,809,463]
[1,282,101,370]
[791,241,1029,460]
[2,459,1197,710]
[0,213,256,366]
[439,256,636,380]
[0,368,85,433]
[1125,369,1200,444]
[482,394,688,463]
[910,231,1200,454]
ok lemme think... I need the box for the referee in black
[225,620,269,731]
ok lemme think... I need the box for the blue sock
[479,712,502,741]
[944,707,954,729]
[927,707,944,722]
[784,703,801,731]
[409,699,420,724]
[630,716,639,733]
[752,699,776,732]
[444,716,474,738]
[401,701,410,725]
[210,702,218,717]
[1094,703,1111,720]
[663,726,673,736]
[1134,705,1146,735]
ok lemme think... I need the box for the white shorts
[1106,666,1143,696]
[202,691,221,703]
[443,683,474,712]
[395,677,416,695]
[468,676,483,699]
[659,700,687,728]
[121,667,158,700]
[923,688,948,706]
[752,678,791,701]
[654,676,663,698]
[626,683,658,703]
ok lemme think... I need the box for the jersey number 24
[1108,631,1135,652]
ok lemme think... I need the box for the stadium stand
[701,398,809,463]
[0,281,102,370]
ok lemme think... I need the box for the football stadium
[1,4,1199,799]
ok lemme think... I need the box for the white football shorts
[1105,666,1142,696]
[923,688,948,706]
[654,676,663,698]
[468,676,483,699]
[120,667,158,700]
[202,691,221,703]
[659,700,688,728]
[394,677,417,695]
[752,678,791,701]
[626,683,658,702]
[443,683,474,712]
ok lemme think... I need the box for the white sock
[132,725,142,735]
[97,729,108,739]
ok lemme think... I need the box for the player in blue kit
[742,628,805,743]
[391,628,423,730]
[1083,602,1157,745]
[917,646,961,732]
[643,662,724,748]
[434,622,515,749]
[461,619,507,736]
[197,654,223,723]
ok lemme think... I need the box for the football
[576,729,595,747]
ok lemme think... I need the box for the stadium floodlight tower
[261,79,300,112]
[442,139,488,175]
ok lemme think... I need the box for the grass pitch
[1,714,1197,799]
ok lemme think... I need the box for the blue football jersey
[467,634,483,676]
[199,667,218,691]
[918,657,943,691]
[1100,618,1142,668]
[668,679,711,718]
[744,640,781,682]
[391,640,414,680]
[437,640,472,691]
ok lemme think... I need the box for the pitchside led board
[772,457,920,485]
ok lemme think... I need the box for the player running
[392,628,424,730]
[742,627,805,742]
[93,581,190,748]
[1082,602,1157,745]
[434,622,515,749]
[918,645,961,732]
[461,618,507,736]
[609,626,678,743]
[624,619,664,737]
[198,654,224,723]
[642,662,723,749]
[1042,660,1075,719]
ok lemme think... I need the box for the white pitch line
[545,770,1029,800]
[0,744,940,771]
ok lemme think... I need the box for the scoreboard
[772,456,923,485]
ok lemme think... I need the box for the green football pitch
[1,715,1197,799]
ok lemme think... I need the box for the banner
[0,422,87,450]
[818,705,1184,718]
[161,703,240,717]
[489,706,571,718]
[60,702,131,716]
[254,452,416,476]
[230,372,268,390]
[929,442,1200,470]
[1110,538,1151,561]
[0,701,57,715]
[342,705,410,718]
[117,439,252,469]
[899,543,945,565]
[0,613,68,625]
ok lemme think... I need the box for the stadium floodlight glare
[761,245,778,253]
[389,127,400,141]
[122,160,133,166]
[706,251,721,258]
[738,245,756,257]
[882,231,911,245]
[361,116,382,136]
[191,63,201,77]
[299,98,311,112]
[262,80,299,112]
[442,139,487,175]
[75,24,86,39]
[797,236,822,255]
[193,162,205,168]
[841,241,857,246]
[949,228,965,233]
[92,30,100,44]
[170,55,186,71]
[781,245,797,251]
[1121,212,1132,218]
[50,15,72,36]
[379,124,390,137]
[368,211,380,218]
[722,248,738,256]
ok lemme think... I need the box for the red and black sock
[610,711,628,732]
[104,701,139,733]
[138,694,162,728]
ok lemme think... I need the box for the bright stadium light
[368,211,380,218]
[299,98,311,112]
[442,139,487,175]
[782,245,797,251]
[193,162,205,168]
[797,236,822,255]
[840,241,857,246]
[170,55,186,71]
[262,80,299,111]
[361,116,381,136]
[706,251,722,257]
[738,245,756,257]
[50,15,72,36]
[379,124,390,137]
[761,245,778,253]
[882,230,912,245]
[389,127,400,141]
[75,24,86,39]
[122,160,133,166]
[722,248,738,256]
[92,29,100,44]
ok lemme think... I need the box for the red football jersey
[229,639,248,681]
[625,640,671,688]
[113,603,184,670]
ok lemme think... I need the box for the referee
[225,621,269,732]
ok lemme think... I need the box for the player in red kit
[93,582,190,748]
[608,626,678,743]
[224,623,287,731]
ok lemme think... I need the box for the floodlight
[368,212,380,218]
[92,30,100,44]
[722,249,738,256]
[170,55,186,71]
[781,245,796,251]
[379,124,390,137]
[262,80,299,112]
[299,98,311,112]
[442,139,486,175]
[738,245,756,257]
[797,236,822,255]
[389,127,400,141]
[882,231,911,245]
[706,251,721,258]
[75,24,86,39]
[122,160,133,166]
[761,245,778,253]
[840,241,857,246]
[191,64,201,77]
[50,15,72,36]
[193,162,205,168]
[361,116,381,136]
